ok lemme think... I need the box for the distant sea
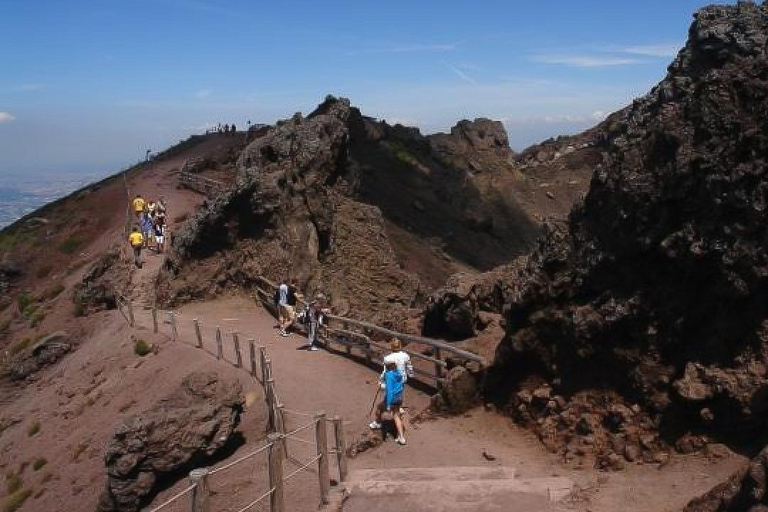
[0,175,105,230]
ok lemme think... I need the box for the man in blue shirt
[369,362,406,445]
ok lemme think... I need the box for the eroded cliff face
[484,2,768,467]
[157,94,579,324]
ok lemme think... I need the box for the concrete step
[347,466,572,503]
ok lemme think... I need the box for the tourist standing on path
[140,212,154,249]
[369,362,407,445]
[369,338,413,440]
[306,298,325,351]
[276,279,291,337]
[132,194,146,220]
[154,212,166,253]
[128,227,144,268]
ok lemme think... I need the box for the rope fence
[110,293,345,512]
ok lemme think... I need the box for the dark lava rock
[6,331,71,381]
[96,372,244,512]
[72,249,133,315]
[431,366,479,414]
[486,1,768,465]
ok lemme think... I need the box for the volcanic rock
[5,331,71,381]
[72,249,133,315]
[487,1,768,465]
[96,372,243,512]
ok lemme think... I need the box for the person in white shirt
[369,338,413,432]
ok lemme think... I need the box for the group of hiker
[274,278,412,445]
[128,194,168,268]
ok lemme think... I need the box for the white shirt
[381,351,414,383]
[278,284,288,306]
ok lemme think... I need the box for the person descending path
[128,227,144,268]
[369,338,412,444]
[154,212,166,253]
[132,194,146,220]
[140,212,154,249]
[369,362,407,445]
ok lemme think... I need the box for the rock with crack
[96,372,244,512]
[6,331,71,381]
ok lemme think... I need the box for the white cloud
[442,62,478,85]
[194,89,212,98]
[621,43,681,58]
[534,54,638,68]
[591,110,607,120]
[0,112,16,123]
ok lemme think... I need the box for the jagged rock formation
[159,96,563,323]
[5,331,71,381]
[96,372,243,512]
[73,249,133,315]
[484,2,768,467]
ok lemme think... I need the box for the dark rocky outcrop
[686,445,768,511]
[72,249,133,316]
[96,372,243,512]
[485,2,768,467]
[5,331,71,381]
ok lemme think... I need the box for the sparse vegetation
[8,337,33,356]
[45,283,65,300]
[134,339,152,356]
[58,236,82,255]
[73,302,86,317]
[3,488,31,512]
[29,311,45,328]
[26,421,40,437]
[5,473,21,495]
[0,318,10,334]
[16,293,34,313]
[71,442,88,462]
[31,458,46,471]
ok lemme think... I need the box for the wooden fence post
[266,373,275,431]
[248,340,257,377]
[434,348,443,389]
[267,433,285,512]
[276,403,289,459]
[194,319,203,348]
[215,327,223,360]
[151,307,158,333]
[233,332,242,368]
[259,346,267,385]
[333,416,348,482]
[188,467,210,512]
[127,300,135,327]
[170,312,178,341]
[315,412,330,505]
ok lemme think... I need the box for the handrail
[146,483,198,512]
[254,275,484,365]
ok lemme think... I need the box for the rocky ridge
[481,1,768,469]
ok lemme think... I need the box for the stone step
[349,466,518,483]
[347,467,572,502]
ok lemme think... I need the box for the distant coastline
[0,175,104,229]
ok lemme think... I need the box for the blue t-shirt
[384,369,403,408]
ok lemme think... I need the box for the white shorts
[155,235,164,244]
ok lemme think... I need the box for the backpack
[274,289,280,307]
[287,288,297,306]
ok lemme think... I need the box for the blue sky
[0,0,728,180]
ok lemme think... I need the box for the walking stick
[368,386,381,418]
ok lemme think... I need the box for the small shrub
[5,473,21,494]
[58,237,82,255]
[46,284,65,300]
[134,339,152,356]
[26,421,40,437]
[16,293,34,313]
[35,266,52,279]
[29,311,45,328]
[31,458,46,471]
[73,302,86,317]
[0,318,10,333]
[21,304,37,319]
[8,338,32,356]
[3,488,31,512]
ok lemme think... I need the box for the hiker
[140,212,154,249]
[128,227,143,268]
[157,196,167,215]
[383,338,414,383]
[154,213,166,253]
[146,200,157,219]
[369,362,406,445]
[275,279,291,337]
[132,194,146,220]
[305,297,325,351]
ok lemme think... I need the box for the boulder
[432,366,478,414]
[6,331,71,381]
[72,249,133,315]
[96,372,244,512]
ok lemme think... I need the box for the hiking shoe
[368,421,381,430]
[396,436,407,445]
[309,346,318,351]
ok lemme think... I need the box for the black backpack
[274,289,280,306]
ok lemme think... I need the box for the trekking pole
[368,386,381,418]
